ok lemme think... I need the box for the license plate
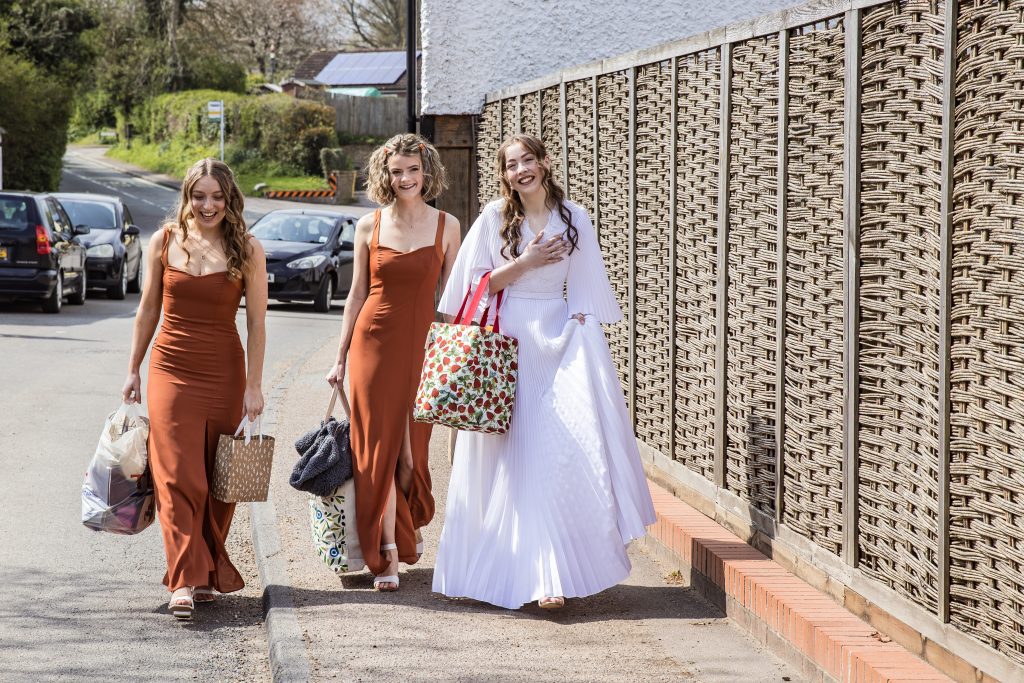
[0,247,7,261]
[267,273,275,283]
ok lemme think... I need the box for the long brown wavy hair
[496,134,578,260]
[167,158,251,280]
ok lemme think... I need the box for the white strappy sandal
[373,543,400,592]
[169,587,195,620]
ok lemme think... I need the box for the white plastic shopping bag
[81,403,155,535]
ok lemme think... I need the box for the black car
[0,192,89,313]
[54,193,144,300]
[251,209,356,313]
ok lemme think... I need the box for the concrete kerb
[249,346,321,683]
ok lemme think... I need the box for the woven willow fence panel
[857,0,944,615]
[566,80,596,218]
[634,61,674,455]
[541,86,565,187]
[521,91,540,137]
[596,71,632,394]
[727,35,779,515]
[673,50,720,480]
[950,0,1024,664]
[477,102,501,207]
[783,20,846,556]
[500,98,518,141]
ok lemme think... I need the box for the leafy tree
[0,0,98,84]
[0,52,70,190]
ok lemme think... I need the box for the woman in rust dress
[326,134,460,591]
[122,158,267,619]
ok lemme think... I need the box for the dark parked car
[251,209,356,313]
[0,192,89,313]
[54,193,143,300]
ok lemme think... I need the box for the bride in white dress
[431,134,656,610]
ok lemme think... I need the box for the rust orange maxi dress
[147,229,245,593]
[348,209,443,575]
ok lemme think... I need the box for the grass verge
[105,140,328,197]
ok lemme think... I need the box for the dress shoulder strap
[371,209,382,249]
[160,226,172,267]
[433,211,446,254]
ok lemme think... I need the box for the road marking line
[62,168,166,209]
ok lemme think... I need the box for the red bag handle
[453,272,505,334]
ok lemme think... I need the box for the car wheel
[42,272,63,313]
[313,276,333,313]
[108,262,127,300]
[127,256,143,293]
[69,269,87,305]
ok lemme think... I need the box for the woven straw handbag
[414,272,519,434]
[211,416,275,503]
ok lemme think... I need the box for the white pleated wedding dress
[432,199,656,609]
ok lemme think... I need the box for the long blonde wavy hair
[496,134,578,260]
[167,158,251,280]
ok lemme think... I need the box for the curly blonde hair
[364,133,448,205]
[166,158,252,281]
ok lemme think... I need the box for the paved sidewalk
[259,333,804,682]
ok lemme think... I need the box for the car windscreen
[249,214,336,244]
[61,199,118,230]
[0,197,33,232]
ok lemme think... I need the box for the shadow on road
[0,565,265,680]
[284,566,723,625]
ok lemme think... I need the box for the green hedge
[0,53,70,191]
[133,91,336,175]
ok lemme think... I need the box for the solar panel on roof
[315,51,421,86]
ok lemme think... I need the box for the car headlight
[287,254,328,269]
[87,244,115,258]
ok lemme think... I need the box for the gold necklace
[390,205,429,233]
[188,232,223,262]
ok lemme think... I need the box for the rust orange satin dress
[147,229,245,593]
[349,209,443,575]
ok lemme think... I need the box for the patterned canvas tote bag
[211,416,275,503]
[414,272,519,434]
[308,479,364,573]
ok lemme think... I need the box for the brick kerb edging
[643,479,953,683]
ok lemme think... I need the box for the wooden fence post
[593,75,600,239]
[715,43,732,490]
[776,29,790,522]
[669,57,679,464]
[628,67,638,425]
[560,80,569,189]
[842,8,863,568]
[937,0,958,625]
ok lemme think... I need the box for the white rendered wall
[422,0,803,115]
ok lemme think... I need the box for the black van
[0,192,89,313]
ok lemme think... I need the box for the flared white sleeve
[438,203,501,319]
[566,206,623,324]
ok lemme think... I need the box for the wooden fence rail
[477,0,1024,680]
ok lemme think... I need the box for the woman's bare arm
[242,238,268,420]
[122,229,168,403]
